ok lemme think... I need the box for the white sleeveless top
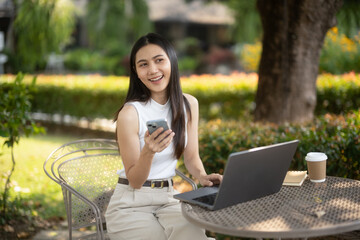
[118,98,187,180]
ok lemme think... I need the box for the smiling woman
[134,44,171,104]
[106,33,222,240]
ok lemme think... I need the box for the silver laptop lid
[211,140,299,210]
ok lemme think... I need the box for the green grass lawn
[0,133,82,220]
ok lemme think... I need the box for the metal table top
[181,176,360,239]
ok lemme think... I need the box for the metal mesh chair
[44,138,197,240]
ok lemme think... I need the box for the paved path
[32,230,93,240]
[32,221,96,240]
[32,229,360,240]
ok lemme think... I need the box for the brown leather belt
[118,178,173,188]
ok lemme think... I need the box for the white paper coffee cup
[305,152,327,182]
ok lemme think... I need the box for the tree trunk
[254,0,343,124]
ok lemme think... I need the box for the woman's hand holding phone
[145,119,174,153]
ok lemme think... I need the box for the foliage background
[0,110,359,231]
[1,0,360,238]
[6,0,75,73]
[194,112,360,180]
[239,27,360,73]
[1,72,359,186]
[81,0,152,75]
[1,72,359,121]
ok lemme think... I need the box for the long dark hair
[114,33,191,159]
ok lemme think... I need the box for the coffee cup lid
[305,152,328,161]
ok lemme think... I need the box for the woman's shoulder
[183,93,198,106]
[117,104,138,124]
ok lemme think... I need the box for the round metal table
[181,176,360,239]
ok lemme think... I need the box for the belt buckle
[151,180,164,189]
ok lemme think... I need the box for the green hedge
[30,85,126,119]
[1,73,359,121]
[63,49,127,76]
[30,83,254,120]
[190,111,360,180]
[316,73,360,115]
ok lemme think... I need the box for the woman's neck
[151,94,168,105]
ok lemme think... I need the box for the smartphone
[146,119,169,135]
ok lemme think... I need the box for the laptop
[174,140,299,210]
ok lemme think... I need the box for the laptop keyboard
[193,193,217,205]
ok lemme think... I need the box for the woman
[105,33,222,240]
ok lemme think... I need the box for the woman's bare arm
[116,105,174,189]
[183,94,222,186]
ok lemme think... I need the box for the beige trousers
[105,183,209,240]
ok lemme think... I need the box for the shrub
[178,56,199,74]
[237,27,360,74]
[319,27,360,74]
[316,72,360,115]
[239,41,262,72]
[8,0,75,73]
[63,49,126,75]
[0,73,45,224]
[190,111,360,180]
[181,73,258,120]
[0,72,359,121]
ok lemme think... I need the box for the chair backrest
[44,139,122,230]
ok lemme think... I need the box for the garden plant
[0,73,45,225]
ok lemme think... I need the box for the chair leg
[67,192,72,240]
[94,207,105,240]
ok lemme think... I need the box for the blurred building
[0,0,237,74]
[147,0,234,46]
[0,0,13,46]
[147,0,236,74]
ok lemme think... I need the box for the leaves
[0,72,359,121]
[0,73,41,147]
[195,111,360,180]
[319,27,360,74]
[11,0,76,72]
[86,0,152,53]
[0,72,45,223]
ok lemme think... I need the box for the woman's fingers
[145,129,174,153]
[208,173,223,184]
[155,130,174,151]
[158,131,175,148]
[151,127,165,139]
[200,173,223,187]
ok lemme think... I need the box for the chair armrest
[59,181,103,228]
[175,169,198,190]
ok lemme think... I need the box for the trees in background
[3,0,358,124]
[81,0,152,75]
[336,0,360,38]
[6,0,75,73]
[225,0,359,123]
[4,0,152,74]
[86,0,151,55]
[226,0,262,43]
[254,0,343,124]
